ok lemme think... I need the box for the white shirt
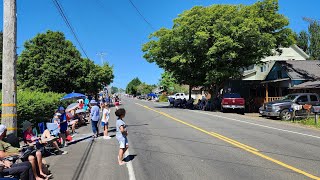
[101,108,110,123]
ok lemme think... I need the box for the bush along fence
[0,90,67,135]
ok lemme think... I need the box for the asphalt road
[49,97,320,180]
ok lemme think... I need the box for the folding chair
[38,122,46,134]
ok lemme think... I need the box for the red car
[221,93,245,114]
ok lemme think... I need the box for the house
[242,45,310,80]
[263,60,320,102]
[224,45,310,112]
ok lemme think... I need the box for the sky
[0,0,319,89]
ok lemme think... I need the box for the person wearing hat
[90,100,100,138]
[22,120,66,179]
[0,124,44,180]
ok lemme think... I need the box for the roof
[278,60,320,80]
[290,81,320,89]
[261,45,309,62]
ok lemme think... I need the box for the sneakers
[103,136,111,140]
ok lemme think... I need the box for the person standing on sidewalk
[101,103,111,140]
[115,108,128,165]
[90,100,100,138]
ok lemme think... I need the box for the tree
[136,83,155,95]
[308,21,320,60]
[126,78,142,95]
[111,86,119,94]
[17,30,114,93]
[143,0,294,95]
[296,31,309,53]
[159,71,188,94]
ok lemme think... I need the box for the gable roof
[278,60,320,80]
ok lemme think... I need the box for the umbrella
[61,93,86,101]
[147,93,157,98]
[76,109,86,114]
[66,103,78,112]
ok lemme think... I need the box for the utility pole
[97,52,106,66]
[2,0,17,135]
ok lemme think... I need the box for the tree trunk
[189,85,192,100]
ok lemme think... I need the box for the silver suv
[259,93,320,120]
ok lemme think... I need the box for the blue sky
[0,0,319,89]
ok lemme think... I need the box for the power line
[127,0,155,30]
[52,0,90,59]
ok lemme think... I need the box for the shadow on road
[123,154,137,162]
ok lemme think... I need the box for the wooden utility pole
[2,0,17,135]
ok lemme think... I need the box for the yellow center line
[1,114,17,117]
[136,103,320,180]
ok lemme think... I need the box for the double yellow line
[136,103,320,180]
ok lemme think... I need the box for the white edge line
[125,149,136,180]
[193,110,320,139]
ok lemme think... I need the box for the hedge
[0,90,66,133]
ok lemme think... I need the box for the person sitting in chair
[0,125,45,180]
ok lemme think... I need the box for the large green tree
[143,0,294,95]
[126,78,142,95]
[296,31,309,53]
[17,30,114,94]
[136,83,155,95]
[308,21,320,60]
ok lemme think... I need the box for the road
[49,97,320,180]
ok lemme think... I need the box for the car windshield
[223,93,241,98]
[281,94,298,101]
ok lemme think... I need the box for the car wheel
[280,109,292,121]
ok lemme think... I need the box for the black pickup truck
[259,93,320,120]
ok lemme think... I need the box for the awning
[261,78,290,84]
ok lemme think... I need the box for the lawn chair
[46,123,60,137]
[38,122,46,134]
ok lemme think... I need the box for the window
[310,95,318,102]
[296,95,308,103]
[260,67,264,72]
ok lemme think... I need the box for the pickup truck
[221,93,245,114]
[168,93,189,100]
[259,93,320,120]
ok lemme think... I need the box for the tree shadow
[68,135,93,145]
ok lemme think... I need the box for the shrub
[159,95,168,102]
[0,90,66,133]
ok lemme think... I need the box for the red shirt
[24,130,35,143]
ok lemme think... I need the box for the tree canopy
[17,30,114,94]
[308,21,320,60]
[159,71,188,94]
[296,31,309,53]
[126,78,142,95]
[143,0,294,92]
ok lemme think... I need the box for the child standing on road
[101,103,111,139]
[115,108,128,165]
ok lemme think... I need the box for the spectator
[101,103,111,140]
[58,106,68,147]
[0,125,44,180]
[84,96,90,112]
[115,109,128,166]
[0,159,33,180]
[66,110,78,136]
[90,100,100,138]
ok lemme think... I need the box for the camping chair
[38,122,46,134]
[46,123,60,137]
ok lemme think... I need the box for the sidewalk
[45,109,129,180]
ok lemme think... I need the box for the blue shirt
[90,105,100,121]
[60,113,68,131]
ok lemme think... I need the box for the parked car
[259,93,320,120]
[221,93,245,114]
[168,93,189,100]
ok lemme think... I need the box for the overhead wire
[127,0,155,30]
[52,0,90,59]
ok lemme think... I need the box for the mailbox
[312,106,320,113]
